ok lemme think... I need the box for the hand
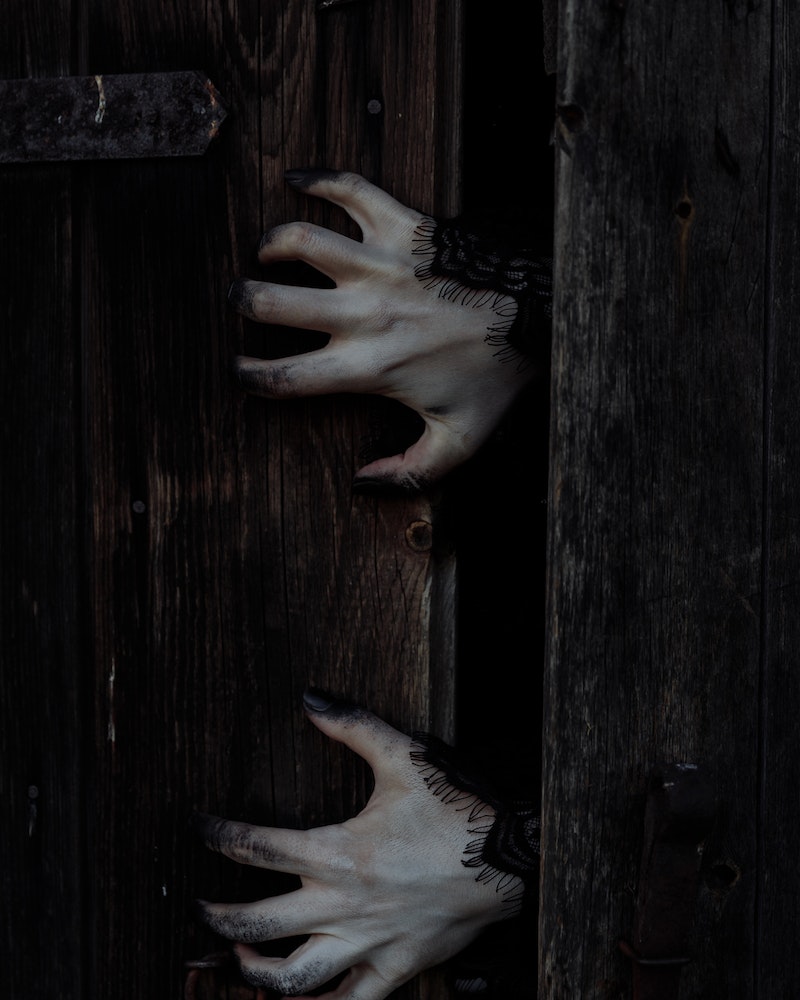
[193,691,523,1000]
[228,169,548,493]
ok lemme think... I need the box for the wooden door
[1,3,467,998]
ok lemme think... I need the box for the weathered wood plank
[542,1,770,995]
[79,2,462,998]
[205,9,463,1000]
[0,3,83,998]
[758,0,800,989]
[80,9,260,998]
[254,0,463,733]
[0,170,85,1000]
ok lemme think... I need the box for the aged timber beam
[0,72,227,162]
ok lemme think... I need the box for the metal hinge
[620,763,716,1000]
[0,71,227,163]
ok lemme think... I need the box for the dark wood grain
[542,1,771,995]
[0,170,85,1000]
[0,3,84,999]
[74,2,462,999]
[757,0,800,990]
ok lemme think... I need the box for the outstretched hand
[193,691,522,1000]
[229,169,548,493]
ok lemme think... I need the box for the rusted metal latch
[620,763,715,1000]
[0,72,227,163]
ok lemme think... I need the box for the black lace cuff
[411,217,553,371]
[410,733,540,915]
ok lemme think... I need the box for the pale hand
[193,692,521,999]
[229,169,541,493]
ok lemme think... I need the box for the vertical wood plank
[542,2,770,995]
[0,3,84,998]
[759,0,800,989]
[79,2,462,998]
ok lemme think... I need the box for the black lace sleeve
[410,732,541,997]
[411,217,553,373]
[410,732,540,915]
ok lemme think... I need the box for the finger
[235,938,357,996]
[190,812,320,876]
[228,277,348,334]
[255,221,376,280]
[352,422,471,495]
[232,347,376,399]
[301,690,414,785]
[195,885,340,943]
[292,964,404,1000]
[284,168,422,245]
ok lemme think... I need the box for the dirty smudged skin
[232,354,300,396]
[192,691,525,1000]
[192,899,282,944]
[237,949,353,996]
[226,277,258,318]
[191,812,287,868]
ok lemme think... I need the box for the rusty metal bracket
[620,763,715,1000]
[0,72,227,163]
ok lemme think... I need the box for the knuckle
[262,221,319,256]
[285,220,320,254]
[338,170,367,196]
[314,826,359,876]
[366,295,400,335]
[250,282,281,315]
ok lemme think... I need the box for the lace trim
[411,217,553,373]
[410,733,540,915]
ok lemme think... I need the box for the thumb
[353,423,474,495]
[302,689,414,786]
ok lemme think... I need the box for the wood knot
[556,103,586,134]
[405,520,432,552]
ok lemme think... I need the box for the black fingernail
[190,898,210,925]
[284,167,340,190]
[258,230,274,251]
[229,355,271,394]
[185,946,235,972]
[303,688,336,713]
[229,354,252,383]
[352,476,390,495]
[188,810,225,845]
[227,278,255,315]
[352,476,411,497]
[353,471,432,497]
[228,355,244,384]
